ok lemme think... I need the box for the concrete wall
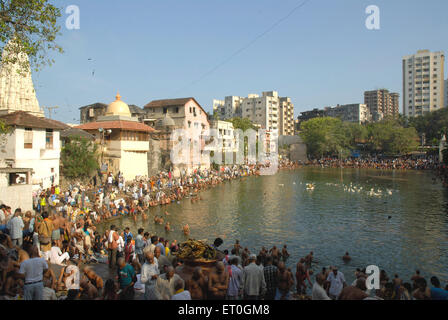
[0,176,33,211]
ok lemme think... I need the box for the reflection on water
[98,168,448,283]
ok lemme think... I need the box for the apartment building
[213,96,243,120]
[402,50,445,117]
[279,97,295,135]
[364,89,400,121]
[445,79,448,108]
[213,91,295,135]
[324,104,371,124]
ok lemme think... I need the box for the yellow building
[76,93,155,181]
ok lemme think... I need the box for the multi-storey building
[76,93,154,181]
[143,97,211,173]
[364,89,400,121]
[445,79,448,108]
[213,91,295,135]
[213,96,243,120]
[279,97,295,135]
[297,108,325,123]
[402,50,445,117]
[324,104,371,124]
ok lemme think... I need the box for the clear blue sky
[30,0,448,123]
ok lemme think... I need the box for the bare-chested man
[304,251,314,268]
[270,246,280,260]
[84,267,104,292]
[281,245,290,261]
[276,262,294,300]
[234,240,242,256]
[208,261,229,300]
[80,277,99,300]
[186,267,207,300]
[183,224,190,236]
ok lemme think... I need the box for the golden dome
[105,91,131,117]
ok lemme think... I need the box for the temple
[0,40,44,117]
[76,92,155,180]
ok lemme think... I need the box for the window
[188,121,191,128]
[175,107,179,113]
[24,128,33,149]
[45,129,53,149]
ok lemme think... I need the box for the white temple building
[0,40,62,195]
[0,40,44,117]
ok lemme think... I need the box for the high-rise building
[213,96,243,120]
[279,97,295,135]
[213,91,295,135]
[402,50,445,117]
[364,89,400,121]
[445,79,448,108]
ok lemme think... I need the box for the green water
[98,168,448,284]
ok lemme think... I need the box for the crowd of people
[1,214,447,301]
[1,159,447,300]
[305,156,439,171]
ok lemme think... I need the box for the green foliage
[229,117,256,132]
[407,108,448,145]
[299,117,353,158]
[300,117,419,158]
[61,136,99,179]
[366,120,419,155]
[0,0,63,72]
[0,119,11,134]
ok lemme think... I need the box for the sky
[22,0,448,123]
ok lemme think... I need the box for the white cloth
[134,274,145,293]
[0,210,5,224]
[19,257,48,283]
[49,246,70,265]
[42,287,57,300]
[141,262,159,285]
[312,282,331,300]
[327,271,346,298]
[117,236,124,252]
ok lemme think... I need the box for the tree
[0,0,63,72]
[61,136,99,180]
[229,117,256,132]
[366,119,418,155]
[407,108,448,145]
[299,117,354,158]
[0,119,10,134]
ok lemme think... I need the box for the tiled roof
[129,105,145,114]
[0,111,68,130]
[144,98,195,109]
[60,127,95,139]
[144,97,209,119]
[75,120,156,132]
